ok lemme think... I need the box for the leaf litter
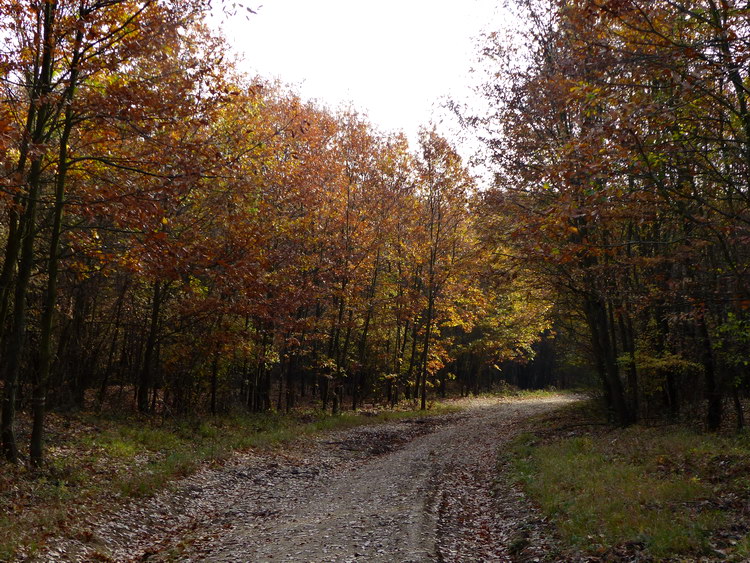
[28,395,579,562]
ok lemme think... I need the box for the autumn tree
[0,0,559,475]
[0,0,237,463]
[472,0,750,428]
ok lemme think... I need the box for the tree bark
[584,296,630,426]
[138,281,162,413]
[696,312,722,431]
[2,0,58,464]
[30,25,84,466]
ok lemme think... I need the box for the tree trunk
[617,309,639,424]
[585,296,630,426]
[732,379,744,432]
[138,281,162,413]
[210,350,219,415]
[1,0,58,464]
[30,29,83,465]
[353,249,380,411]
[696,313,722,431]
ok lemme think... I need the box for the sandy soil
[32,395,578,563]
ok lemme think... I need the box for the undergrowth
[508,401,750,560]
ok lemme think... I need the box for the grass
[98,406,463,498]
[463,384,580,401]
[0,400,461,560]
[507,401,750,560]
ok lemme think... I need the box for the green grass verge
[464,385,582,401]
[100,405,461,497]
[509,403,750,559]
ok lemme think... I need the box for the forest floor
[25,394,577,562]
[510,400,750,562]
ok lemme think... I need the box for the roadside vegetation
[0,399,462,561]
[506,400,750,561]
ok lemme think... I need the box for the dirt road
[37,395,576,562]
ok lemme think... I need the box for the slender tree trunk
[30,30,83,465]
[2,163,45,463]
[585,296,630,426]
[696,312,722,431]
[353,258,380,410]
[210,350,219,415]
[276,359,284,411]
[98,282,129,409]
[0,16,42,337]
[732,378,744,431]
[286,355,296,413]
[1,0,57,463]
[321,375,329,411]
[654,302,679,416]
[336,309,353,412]
[138,281,162,413]
[419,265,437,410]
[405,317,420,401]
[617,309,638,424]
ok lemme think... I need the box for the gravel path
[33,395,577,563]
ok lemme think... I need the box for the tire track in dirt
[181,395,575,562]
[32,395,577,562]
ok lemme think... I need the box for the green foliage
[631,351,702,377]
[617,350,703,396]
[715,313,750,372]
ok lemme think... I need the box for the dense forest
[0,0,551,467]
[1,0,749,471]
[474,0,750,430]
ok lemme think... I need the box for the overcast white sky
[214,0,502,143]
